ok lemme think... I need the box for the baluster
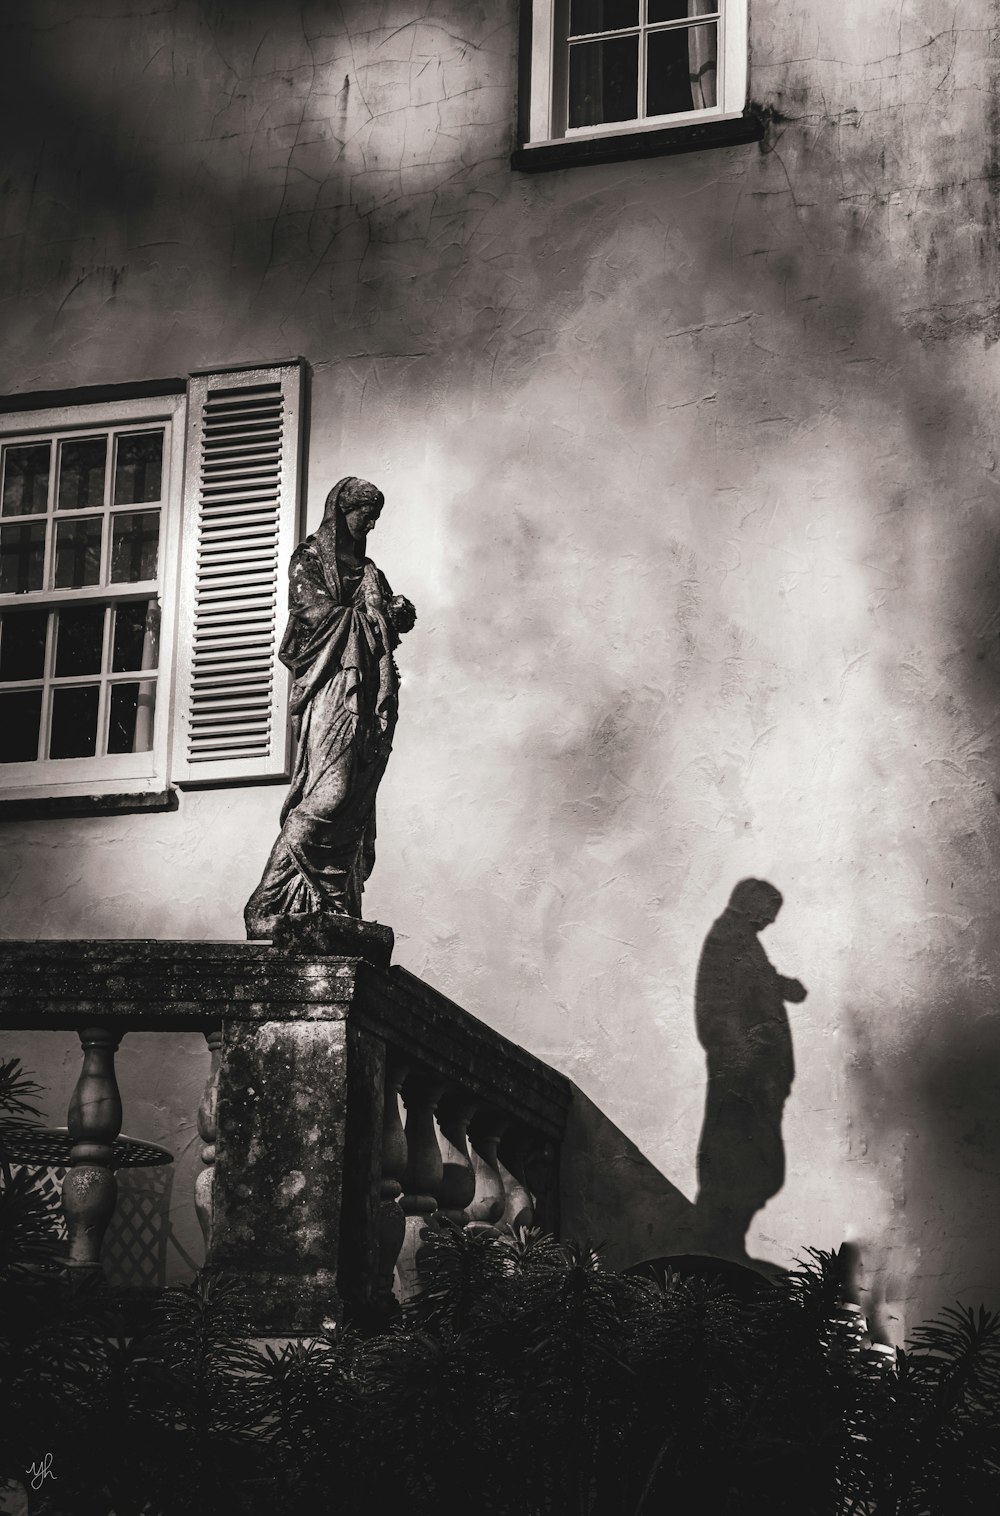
[466,1110,508,1233]
[194,1026,222,1250]
[374,1057,408,1313]
[522,1138,559,1235]
[497,1137,535,1232]
[62,1026,122,1272]
[397,1074,445,1300]
[437,1094,477,1227]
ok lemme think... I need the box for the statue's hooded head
[726,878,783,932]
[315,478,385,583]
[323,476,384,536]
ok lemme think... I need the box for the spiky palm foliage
[841,1303,1000,1516]
[0,1057,45,1123]
[111,1273,272,1515]
[252,1329,371,1512]
[626,1268,788,1515]
[0,1057,63,1281]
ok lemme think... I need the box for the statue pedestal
[271,912,394,969]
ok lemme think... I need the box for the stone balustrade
[0,940,570,1332]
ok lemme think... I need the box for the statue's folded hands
[386,593,417,635]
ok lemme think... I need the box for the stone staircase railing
[0,940,571,1332]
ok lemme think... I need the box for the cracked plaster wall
[3,0,1000,1331]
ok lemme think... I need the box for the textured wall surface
[3,0,1000,1338]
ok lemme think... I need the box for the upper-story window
[0,362,305,809]
[566,0,720,128]
[520,0,748,156]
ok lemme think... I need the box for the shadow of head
[726,878,784,931]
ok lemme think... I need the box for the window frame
[523,0,748,150]
[0,393,186,802]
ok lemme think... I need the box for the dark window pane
[108,680,156,753]
[647,23,717,116]
[49,684,99,759]
[0,609,48,681]
[54,517,102,588]
[0,521,46,594]
[648,0,716,21]
[111,510,159,583]
[569,0,639,35]
[0,689,42,762]
[55,604,106,677]
[569,35,639,127]
[114,431,163,505]
[112,599,160,672]
[57,437,107,511]
[2,444,50,517]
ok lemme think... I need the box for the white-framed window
[0,395,184,799]
[524,0,748,148]
[0,361,304,804]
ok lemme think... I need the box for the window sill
[0,789,178,822]
[511,111,763,173]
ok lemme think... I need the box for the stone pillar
[467,1109,508,1232]
[498,1156,534,1231]
[194,1025,222,1249]
[437,1093,477,1226]
[373,1056,409,1316]
[523,1137,560,1236]
[211,1014,349,1333]
[397,1074,445,1300]
[63,1026,122,1272]
[498,1128,537,1230]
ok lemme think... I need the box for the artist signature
[26,1453,56,1490]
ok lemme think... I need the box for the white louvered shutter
[171,361,304,785]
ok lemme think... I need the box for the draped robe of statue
[244,506,400,935]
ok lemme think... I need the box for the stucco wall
[3,0,1000,1339]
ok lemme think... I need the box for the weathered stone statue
[244,477,416,941]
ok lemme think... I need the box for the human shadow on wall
[692,879,807,1268]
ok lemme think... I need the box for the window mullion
[45,672,112,688]
[96,604,113,758]
[107,669,158,685]
[568,25,641,41]
[37,609,55,760]
[638,4,647,120]
[101,432,113,586]
[644,14,720,30]
[42,439,55,592]
[718,0,726,109]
